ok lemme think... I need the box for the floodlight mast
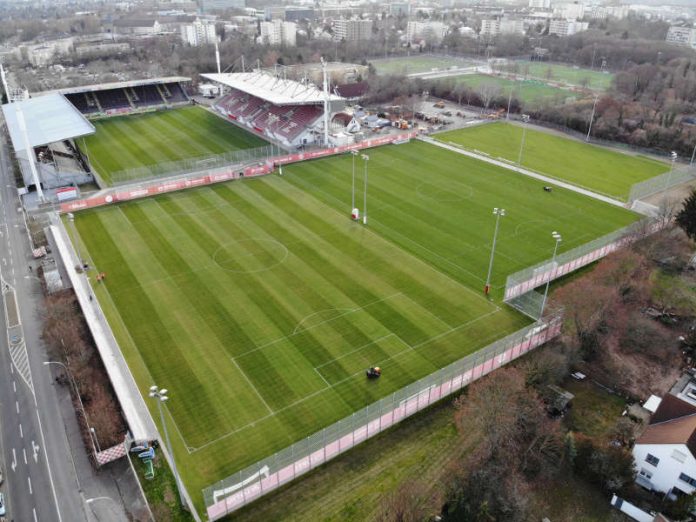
[321,57,330,147]
[484,208,505,295]
[540,231,562,320]
[149,385,186,508]
[362,154,369,225]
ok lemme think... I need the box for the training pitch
[370,55,474,75]
[71,140,639,511]
[436,122,669,199]
[82,106,268,185]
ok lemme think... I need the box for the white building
[553,2,585,20]
[181,18,218,46]
[633,394,696,500]
[333,19,373,42]
[113,18,162,36]
[549,19,589,37]
[22,37,74,67]
[666,26,696,49]
[480,18,524,39]
[406,21,449,44]
[590,5,630,20]
[529,0,551,9]
[259,19,297,46]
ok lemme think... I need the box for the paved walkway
[419,135,627,208]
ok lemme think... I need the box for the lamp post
[67,212,83,268]
[44,361,98,454]
[362,154,369,225]
[149,385,185,507]
[690,144,696,166]
[665,151,678,193]
[484,208,505,295]
[351,150,358,211]
[517,114,530,167]
[586,94,599,142]
[540,231,562,320]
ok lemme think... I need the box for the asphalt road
[0,137,88,522]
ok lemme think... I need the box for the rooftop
[201,71,343,106]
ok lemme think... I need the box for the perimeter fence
[628,164,696,203]
[203,310,563,520]
[504,217,655,301]
[108,145,278,186]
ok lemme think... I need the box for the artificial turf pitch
[82,106,268,185]
[436,122,669,200]
[71,140,639,511]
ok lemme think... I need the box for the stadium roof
[39,76,191,96]
[201,72,344,106]
[1,94,95,153]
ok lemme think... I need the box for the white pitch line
[229,357,273,415]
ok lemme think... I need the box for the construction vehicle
[433,101,445,109]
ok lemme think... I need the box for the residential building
[553,2,585,20]
[480,17,524,39]
[480,18,501,38]
[549,19,589,37]
[389,2,410,16]
[529,0,551,9]
[22,37,74,67]
[74,41,131,58]
[333,18,373,42]
[666,26,696,49]
[180,18,218,46]
[285,7,316,22]
[406,21,449,44]
[259,20,297,47]
[590,5,630,20]
[201,0,245,9]
[633,393,696,500]
[264,6,286,20]
[113,18,162,36]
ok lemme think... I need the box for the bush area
[41,290,127,453]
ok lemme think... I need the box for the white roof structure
[1,94,95,153]
[201,72,343,106]
[644,395,663,414]
[39,76,191,96]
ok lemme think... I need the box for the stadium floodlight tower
[540,231,562,320]
[362,154,369,225]
[321,57,330,147]
[665,151,678,192]
[484,208,505,296]
[351,149,358,210]
[149,385,186,508]
[517,114,530,167]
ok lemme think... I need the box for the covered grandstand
[202,71,345,149]
[44,77,191,117]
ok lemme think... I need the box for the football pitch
[436,122,669,199]
[70,140,639,511]
[82,106,268,185]
[514,61,614,90]
[370,55,474,75]
[446,73,580,106]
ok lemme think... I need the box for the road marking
[12,380,16,392]
[23,448,27,464]
[19,423,22,438]
[28,476,33,495]
[33,507,38,522]
[11,448,16,471]
[32,440,39,463]
[15,400,19,413]
[35,408,63,522]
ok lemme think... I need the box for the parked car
[0,491,6,516]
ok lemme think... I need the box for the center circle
[416,182,467,202]
[213,239,288,273]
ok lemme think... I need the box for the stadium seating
[95,88,131,111]
[131,85,165,107]
[65,82,190,116]
[214,87,324,146]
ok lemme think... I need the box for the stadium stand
[56,77,191,117]
[209,72,345,149]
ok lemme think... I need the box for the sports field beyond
[370,55,474,75]
[446,74,580,107]
[505,62,614,90]
[436,122,669,199]
[71,140,638,512]
[82,106,268,185]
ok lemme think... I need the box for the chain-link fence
[628,164,696,203]
[203,311,563,520]
[504,217,655,301]
[109,145,278,186]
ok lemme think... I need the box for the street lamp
[67,212,83,268]
[484,208,506,295]
[540,231,562,320]
[517,114,530,167]
[43,361,98,455]
[361,154,369,225]
[690,144,696,167]
[665,151,678,192]
[586,94,599,142]
[351,150,358,211]
[149,385,185,507]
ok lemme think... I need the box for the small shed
[544,384,575,415]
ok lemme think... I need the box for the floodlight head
[552,232,562,241]
[148,391,156,398]
[160,396,169,403]
[362,154,369,161]
[160,389,168,396]
[351,150,358,156]
[500,209,506,216]
[67,212,74,220]
[493,207,498,213]
[149,385,158,393]
[672,151,678,160]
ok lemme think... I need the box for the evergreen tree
[676,189,696,240]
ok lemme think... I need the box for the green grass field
[436,122,669,199]
[446,74,580,107]
[82,106,268,185]
[70,141,638,514]
[509,61,614,91]
[370,55,474,75]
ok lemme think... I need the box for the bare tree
[477,82,500,112]
[376,480,438,522]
